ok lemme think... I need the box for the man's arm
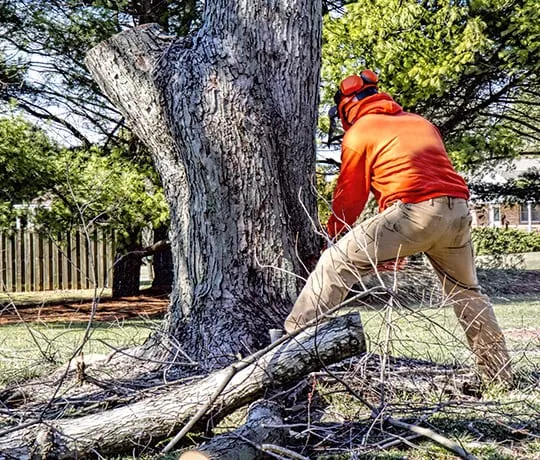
[326,144,370,239]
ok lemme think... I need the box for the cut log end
[178,451,211,460]
[178,400,285,460]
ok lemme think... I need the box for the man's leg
[284,204,425,333]
[427,224,512,385]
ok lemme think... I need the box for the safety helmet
[333,69,379,131]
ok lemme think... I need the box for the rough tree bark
[85,1,322,368]
[178,400,286,459]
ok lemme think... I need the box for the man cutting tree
[285,70,512,386]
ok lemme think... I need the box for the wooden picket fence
[0,229,115,292]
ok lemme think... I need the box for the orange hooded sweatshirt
[327,92,469,238]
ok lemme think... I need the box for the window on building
[519,203,540,223]
[492,206,500,222]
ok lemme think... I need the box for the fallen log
[0,313,365,459]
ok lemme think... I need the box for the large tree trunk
[86,2,322,368]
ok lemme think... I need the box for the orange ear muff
[336,70,379,131]
[360,69,378,86]
[339,70,378,97]
[339,75,365,97]
[337,95,356,131]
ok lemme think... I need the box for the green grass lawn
[0,294,538,459]
[0,319,154,384]
[0,296,537,384]
[361,298,540,372]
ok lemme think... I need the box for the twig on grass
[231,433,311,460]
[259,442,311,460]
[374,432,423,450]
[319,359,478,459]
[387,418,477,460]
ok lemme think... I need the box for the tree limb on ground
[0,313,365,458]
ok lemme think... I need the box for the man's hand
[376,257,408,272]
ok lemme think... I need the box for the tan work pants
[285,197,512,384]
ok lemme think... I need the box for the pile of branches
[266,355,539,459]
[178,354,539,459]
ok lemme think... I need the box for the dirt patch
[477,269,540,297]
[0,295,169,325]
[505,328,540,341]
[0,268,538,326]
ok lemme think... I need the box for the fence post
[0,233,5,291]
